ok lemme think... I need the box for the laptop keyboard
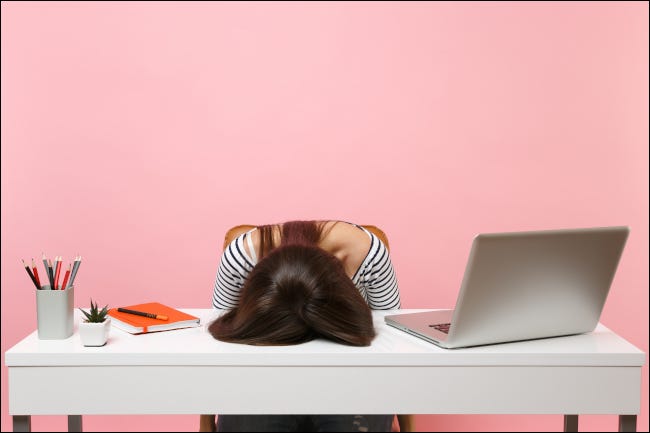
[429,323,451,334]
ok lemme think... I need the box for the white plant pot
[79,317,111,347]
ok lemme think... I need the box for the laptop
[384,226,629,349]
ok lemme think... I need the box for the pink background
[2,2,647,431]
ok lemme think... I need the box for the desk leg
[564,414,578,432]
[618,415,636,432]
[68,415,83,432]
[13,415,31,432]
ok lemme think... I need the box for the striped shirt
[212,224,401,310]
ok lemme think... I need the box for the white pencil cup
[36,285,74,339]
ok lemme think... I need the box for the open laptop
[385,226,629,349]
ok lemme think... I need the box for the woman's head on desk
[208,221,375,346]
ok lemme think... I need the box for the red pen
[53,256,62,290]
[60,264,71,291]
[31,258,41,287]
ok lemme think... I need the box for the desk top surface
[5,309,645,367]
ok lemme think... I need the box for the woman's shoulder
[222,228,259,265]
[321,221,372,260]
[234,220,372,263]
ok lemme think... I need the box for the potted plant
[78,299,111,347]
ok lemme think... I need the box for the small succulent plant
[79,299,109,323]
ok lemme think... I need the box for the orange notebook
[107,302,200,334]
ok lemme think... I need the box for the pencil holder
[36,285,74,339]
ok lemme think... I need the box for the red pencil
[60,264,71,291]
[53,256,62,290]
[21,259,40,290]
[31,258,41,287]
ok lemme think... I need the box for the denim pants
[216,414,394,432]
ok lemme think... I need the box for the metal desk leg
[619,415,636,432]
[564,414,578,432]
[68,415,82,432]
[13,415,31,432]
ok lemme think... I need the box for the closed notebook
[107,302,200,334]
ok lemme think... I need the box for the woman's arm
[363,235,401,310]
[212,233,255,309]
[199,414,216,432]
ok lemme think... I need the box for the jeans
[216,415,394,432]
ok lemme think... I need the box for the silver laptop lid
[444,226,629,348]
[384,226,629,348]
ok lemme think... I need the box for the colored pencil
[47,258,54,289]
[69,255,82,288]
[22,259,40,289]
[60,264,71,291]
[42,253,54,289]
[31,258,41,287]
[54,256,62,290]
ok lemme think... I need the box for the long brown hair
[208,221,375,346]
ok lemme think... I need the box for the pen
[31,258,41,287]
[117,308,168,321]
[22,259,41,290]
[54,256,62,290]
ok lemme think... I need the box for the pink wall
[2,2,647,431]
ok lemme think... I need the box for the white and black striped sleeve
[211,233,255,309]
[360,234,401,310]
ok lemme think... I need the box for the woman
[201,220,401,432]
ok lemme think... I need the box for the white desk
[6,309,645,432]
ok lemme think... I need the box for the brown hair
[208,221,375,346]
